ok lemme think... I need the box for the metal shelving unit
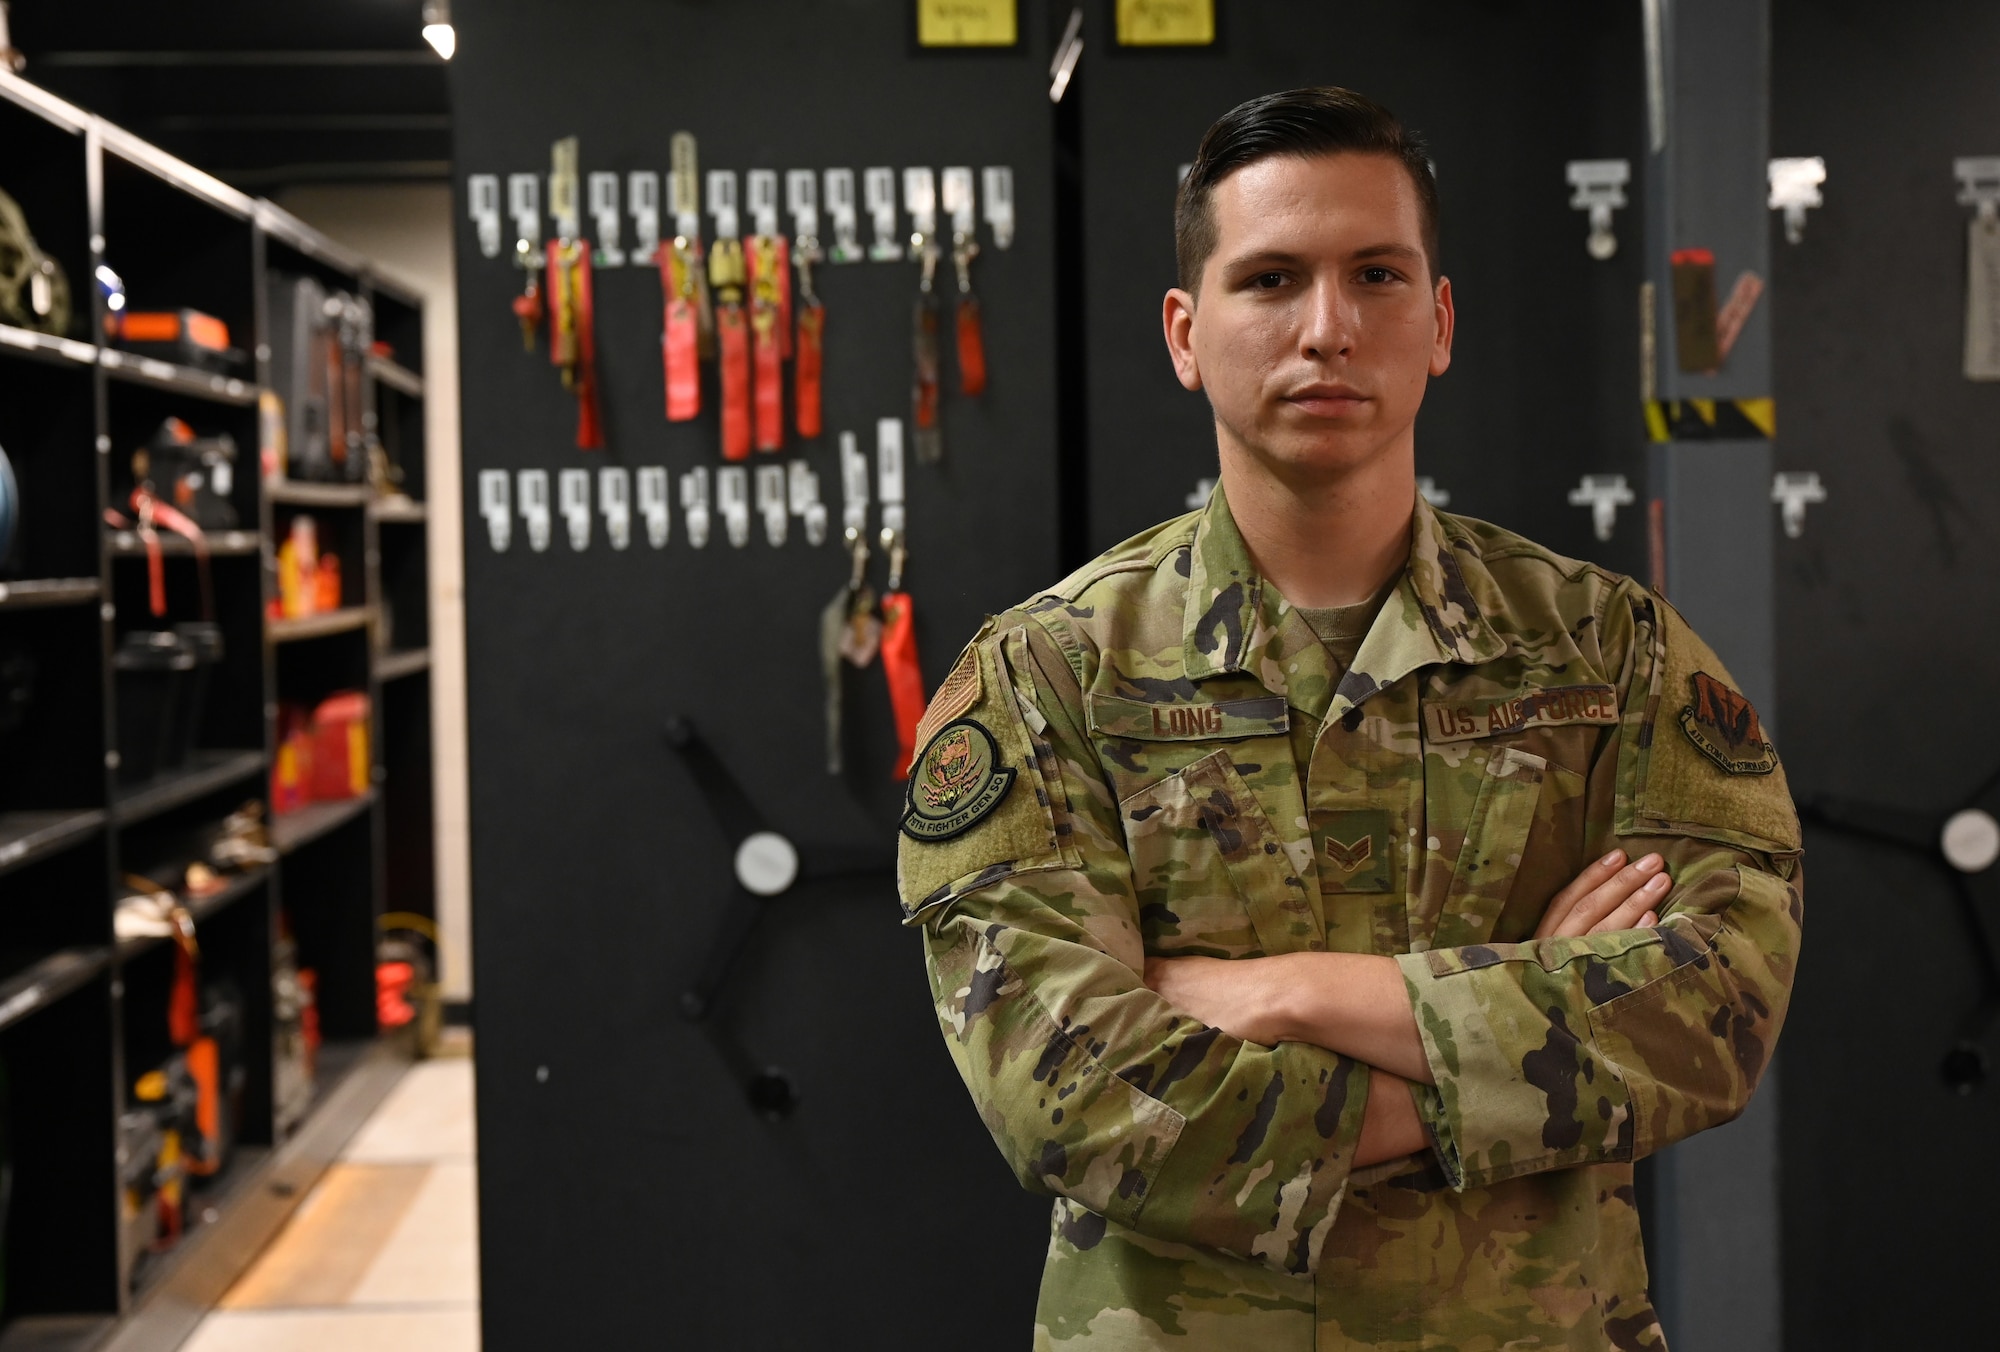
[0,65,437,1349]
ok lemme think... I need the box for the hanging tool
[822,431,875,775]
[708,170,751,460]
[662,133,705,422]
[745,170,789,453]
[905,168,944,464]
[787,170,826,439]
[942,167,987,396]
[875,417,926,777]
[507,172,543,348]
[544,138,603,448]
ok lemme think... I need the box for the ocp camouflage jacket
[896,489,1803,1351]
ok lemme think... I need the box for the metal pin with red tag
[507,173,544,348]
[943,166,986,396]
[904,168,943,463]
[663,134,703,421]
[708,169,752,460]
[788,169,826,439]
[746,170,787,452]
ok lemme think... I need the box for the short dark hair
[1174,87,1440,293]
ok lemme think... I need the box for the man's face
[1164,152,1453,483]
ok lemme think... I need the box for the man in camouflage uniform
[897,88,1801,1350]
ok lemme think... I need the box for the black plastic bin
[171,621,225,766]
[114,630,196,785]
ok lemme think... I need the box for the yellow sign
[917,0,1018,47]
[1116,0,1215,46]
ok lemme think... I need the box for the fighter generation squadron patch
[901,719,1017,841]
[1678,671,1779,775]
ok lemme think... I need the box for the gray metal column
[1641,2,1782,1350]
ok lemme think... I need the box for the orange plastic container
[307,691,371,800]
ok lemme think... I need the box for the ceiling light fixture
[421,1,456,61]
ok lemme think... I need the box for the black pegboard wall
[453,2,1061,1345]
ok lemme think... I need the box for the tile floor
[182,1045,480,1351]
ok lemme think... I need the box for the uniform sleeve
[1397,588,1804,1191]
[899,612,1373,1277]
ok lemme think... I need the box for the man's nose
[1299,276,1357,361]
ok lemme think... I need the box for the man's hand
[1533,848,1669,940]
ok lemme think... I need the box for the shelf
[117,866,269,960]
[100,347,259,406]
[375,647,431,682]
[266,480,371,508]
[0,809,106,879]
[108,1039,407,1352]
[0,577,101,610]
[268,606,373,643]
[0,67,93,134]
[0,320,98,369]
[0,948,110,1034]
[113,749,267,828]
[369,496,427,524]
[272,791,376,856]
[109,529,261,557]
[99,119,255,220]
[0,1315,116,1352]
[367,355,424,398]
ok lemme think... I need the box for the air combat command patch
[1679,670,1778,775]
[901,719,1017,841]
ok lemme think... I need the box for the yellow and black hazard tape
[1644,397,1775,442]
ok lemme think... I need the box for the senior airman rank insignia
[901,719,1017,841]
[1679,671,1778,775]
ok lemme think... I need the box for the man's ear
[1163,287,1203,392]
[1429,276,1455,377]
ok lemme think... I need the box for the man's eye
[1360,266,1399,284]
[1251,271,1288,289]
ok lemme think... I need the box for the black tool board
[454,1,2000,1345]
[452,2,1063,1346]
[1771,2,2000,1345]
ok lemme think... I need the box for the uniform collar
[1182,484,1508,721]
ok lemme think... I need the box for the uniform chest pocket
[1417,745,1558,952]
[1122,749,1320,959]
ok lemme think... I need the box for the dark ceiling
[8,0,451,191]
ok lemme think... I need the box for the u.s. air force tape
[900,719,1016,842]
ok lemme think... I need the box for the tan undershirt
[1293,578,1399,675]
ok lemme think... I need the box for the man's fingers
[1586,872,1672,934]
[1535,849,1627,940]
[1551,854,1667,939]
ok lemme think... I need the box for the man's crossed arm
[1144,848,1675,1166]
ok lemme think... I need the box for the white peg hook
[1568,474,1635,542]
